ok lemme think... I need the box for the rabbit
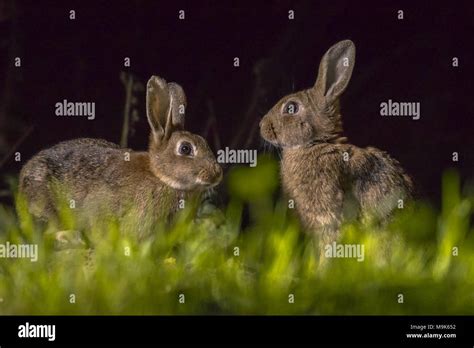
[259,40,413,252]
[19,75,223,241]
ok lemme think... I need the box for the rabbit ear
[313,40,355,105]
[168,82,186,131]
[146,76,185,145]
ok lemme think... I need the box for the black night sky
[0,0,473,204]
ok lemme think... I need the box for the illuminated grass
[0,156,473,315]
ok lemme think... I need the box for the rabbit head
[146,76,222,191]
[260,40,355,147]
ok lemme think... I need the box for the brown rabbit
[259,40,413,251]
[19,76,223,240]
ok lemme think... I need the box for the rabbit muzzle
[195,162,223,188]
[259,118,278,146]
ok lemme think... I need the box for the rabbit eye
[178,142,193,156]
[284,101,299,115]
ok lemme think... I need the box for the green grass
[0,156,473,315]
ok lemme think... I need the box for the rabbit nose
[213,163,223,183]
[198,163,223,186]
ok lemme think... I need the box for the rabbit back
[20,138,117,220]
[19,138,177,227]
[281,143,412,238]
[349,146,413,220]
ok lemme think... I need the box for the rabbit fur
[259,40,413,248]
[19,76,223,238]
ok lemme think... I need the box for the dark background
[0,0,473,204]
